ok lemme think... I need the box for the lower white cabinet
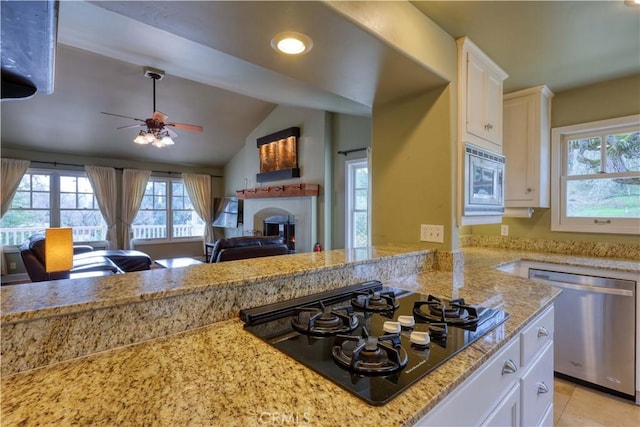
[519,306,555,426]
[417,306,554,426]
[482,383,520,427]
[521,343,554,426]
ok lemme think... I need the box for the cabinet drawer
[520,306,554,367]
[521,342,554,426]
[417,336,521,426]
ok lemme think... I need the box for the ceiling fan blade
[117,124,145,130]
[101,111,146,122]
[165,127,179,138]
[166,122,203,132]
[152,110,168,122]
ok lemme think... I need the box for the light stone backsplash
[460,235,640,260]
[1,248,432,376]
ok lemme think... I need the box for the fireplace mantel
[236,184,319,200]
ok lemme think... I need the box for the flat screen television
[212,197,242,228]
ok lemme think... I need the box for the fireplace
[263,215,295,253]
[243,196,316,253]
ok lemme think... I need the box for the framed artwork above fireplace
[256,127,301,182]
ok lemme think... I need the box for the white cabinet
[458,37,508,153]
[521,343,554,426]
[417,306,555,427]
[519,306,555,426]
[503,85,554,213]
[416,335,521,426]
[482,383,520,427]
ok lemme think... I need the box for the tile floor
[554,378,640,426]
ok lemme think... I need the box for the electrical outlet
[9,262,16,270]
[501,224,509,236]
[420,224,445,243]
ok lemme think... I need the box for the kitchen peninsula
[2,246,637,426]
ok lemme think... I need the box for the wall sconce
[45,227,73,273]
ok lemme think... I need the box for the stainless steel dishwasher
[528,268,636,398]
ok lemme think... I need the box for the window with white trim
[0,169,107,245]
[345,158,371,248]
[551,115,640,234]
[132,177,204,240]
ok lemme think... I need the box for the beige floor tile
[556,385,640,427]
[554,378,576,397]
[553,378,575,425]
[553,393,570,425]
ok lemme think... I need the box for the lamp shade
[45,227,73,273]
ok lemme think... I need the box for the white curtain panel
[1,158,30,275]
[1,158,30,217]
[121,169,150,250]
[182,173,214,247]
[85,165,118,249]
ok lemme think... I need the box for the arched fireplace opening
[263,215,295,253]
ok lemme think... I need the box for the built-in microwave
[464,143,505,217]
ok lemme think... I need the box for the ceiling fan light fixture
[103,66,203,149]
[271,32,313,55]
[160,132,174,146]
[134,131,149,144]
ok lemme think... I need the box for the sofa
[20,233,153,282]
[208,235,289,263]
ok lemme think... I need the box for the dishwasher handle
[529,271,634,297]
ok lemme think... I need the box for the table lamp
[45,227,73,274]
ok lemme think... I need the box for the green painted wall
[468,74,640,244]
[371,84,457,250]
[330,113,372,249]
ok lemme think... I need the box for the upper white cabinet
[457,37,508,153]
[503,85,554,211]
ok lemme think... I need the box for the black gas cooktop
[240,281,509,406]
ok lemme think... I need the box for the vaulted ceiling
[1,1,638,169]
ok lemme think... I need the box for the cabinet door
[465,50,503,150]
[484,71,504,148]
[504,96,535,203]
[482,383,521,427]
[503,85,553,209]
[521,343,554,426]
[466,51,487,141]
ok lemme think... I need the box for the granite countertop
[1,247,637,426]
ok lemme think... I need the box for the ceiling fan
[101,67,203,147]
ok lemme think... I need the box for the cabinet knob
[537,381,550,395]
[537,327,549,338]
[484,123,494,131]
[526,187,534,193]
[501,359,518,375]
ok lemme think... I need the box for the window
[345,158,371,249]
[551,115,640,234]
[0,170,107,245]
[59,175,106,241]
[132,177,204,240]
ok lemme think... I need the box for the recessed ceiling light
[271,32,313,55]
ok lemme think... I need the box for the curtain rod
[29,160,223,178]
[337,147,368,156]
